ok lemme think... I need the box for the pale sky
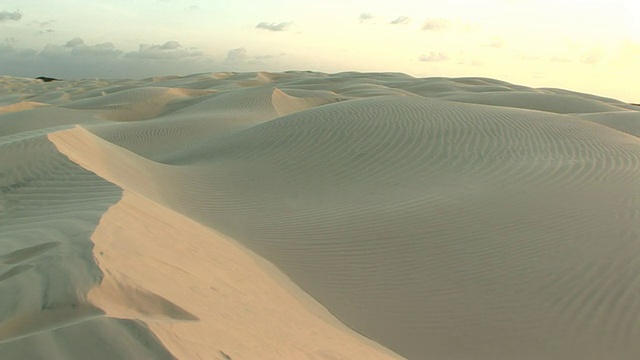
[1,0,638,102]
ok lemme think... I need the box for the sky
[1,0,638,102]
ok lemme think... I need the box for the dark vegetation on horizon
[36,76,61,82]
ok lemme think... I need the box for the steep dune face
[2,72,640,359]
[45,126,401,360]
[0,130,173,359]
[86,190,401,360]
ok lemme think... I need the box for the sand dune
[439,91,633,113]
[0,101,48,115]
[1,71,640,359]
[577,111,640,138]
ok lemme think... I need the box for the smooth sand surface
[1,71,640,359]
[576,111,640,138]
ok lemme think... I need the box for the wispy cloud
[225,47,248,62]
[125,41,202,59]
[0,10,22,22]
[256,22,292,32]
[421,18,451,31]
[390,16,410,25]
[0,38,214,78]
[359,13,374,23]
[67,38,122,57]
[31,20,56,34]
[38,38,122,58]
[32,20,54,28]
[419,52,449,62]
[65,38,84,47]
[224,47,282,66]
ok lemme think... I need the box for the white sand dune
[439,90,634,113]
[0,101,49,115]
[1,71,640,359]
[577,111,640,138]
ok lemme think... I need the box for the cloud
[225,47,248,62]
[0,38,215,78]
[0,42,35,57]
[72,42,122,57]
[255,54,276,60]
[419,52,449,62]
[0,10,21,22]
[125,41,203,59]
[160,40,181,50]
[224,47,282,65]
[186,5,199,11]
[359,13,374,23]
[57,37,122,57]
[39,44,65,57]
[422,18,451,31]
[390,16,411,25]
[256,22,292,31]
[65,37,85,47]
[32,20,54,28]
[2,38,203,63]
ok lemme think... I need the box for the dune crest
[47,125,399,358]
[271,88,346,116]
[0,101,49,115]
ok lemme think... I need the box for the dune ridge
[0,129,174,359]
[1,71,640,359]
[47,125,400,359]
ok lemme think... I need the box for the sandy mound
[1,72,640,359]
[577,111,640,138]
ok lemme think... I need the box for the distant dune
[1,72,639,359]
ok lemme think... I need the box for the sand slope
[1,72,640,359]
[577,111,640,138]
[0,129,173,359]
